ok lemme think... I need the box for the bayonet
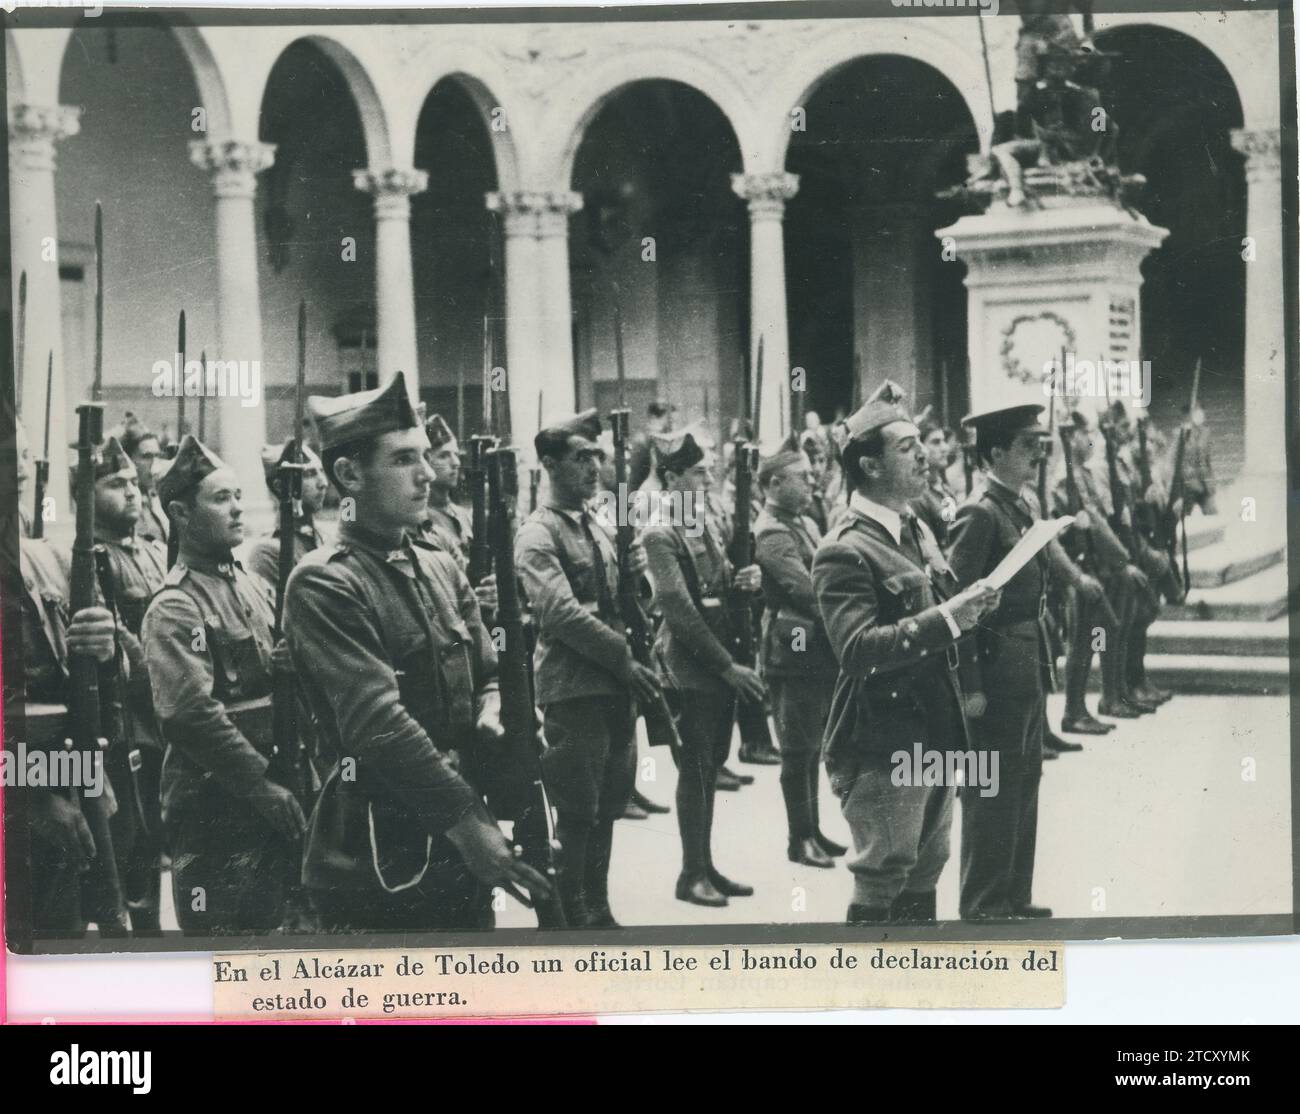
[751,334,764,444]
[31,351,53,539]
[176,310,187,444]
[15,271,26,413]
[93,202,104,402]
[197,350,207,442]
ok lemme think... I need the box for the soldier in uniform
[142,435,305,935]
[85,435,169,933]
[284,373,548,932]
[910,407,960,548]
[754,443,847,869]
[1175,404,1217,515]
[812,398,997,924]
[1053,411,1150,728]
[642,427,764,907]
[421,413,474,568]
[246,440,328,588]
[7,421,130,938]
[515,409,658,927]
[119,414,168,546]
[948,405,1056,921]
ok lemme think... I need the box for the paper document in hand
[985,516,1075,590]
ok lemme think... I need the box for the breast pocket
[206,624,270,705]
[880,569,929,619]
[387,615,437,727]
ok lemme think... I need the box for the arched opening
[785,55,978,428]
[258,38,374,430]
[58,15,218,441]
[412,77,500,430]
[1095,25,1246,476]
[570,80,746,443]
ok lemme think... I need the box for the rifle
[197,351,207,442]
[485,444,566,929]
[528,390,542,514]
[610,285,682,753]
[1036,385,1055,520]
[1098,370,1138,560]
[1163,358,1201,595]
[167,311,186,569]
[1059,422,1121,629]
[15,270,26,413]
[31,352,52,539]
[68,401,129,935]
[727,436,760,671]
[268,303,310,805]
[466,313,496,588]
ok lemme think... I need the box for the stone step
[1186,531,1286,588]
[1182,513,1225,553]
[1146,618,1289,658]
[1161,562,1291,622]
[1142,654,1290,696]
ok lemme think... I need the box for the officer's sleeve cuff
[937,602,962,640]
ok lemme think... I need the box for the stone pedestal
[937,200,1168,415]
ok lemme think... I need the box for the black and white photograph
[1,0,1295,970]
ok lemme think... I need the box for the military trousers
[540,694,637,827]
[960,626,1045,919]
[670,688,736,877]
[166,786,293,936]
[770,675,833,841]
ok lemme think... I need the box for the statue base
[937,197,1168,416]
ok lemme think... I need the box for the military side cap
[158,434,227,507]
[425,413,456,450]
[652,424,708,474]
[961,403,1045,447]
[261,439,321,486]
[308,371,419,452]
[913,404,942,440]
[72,435,136,488]
[757,444,807,486]
[537,408,602,447]
[832,398,911,451]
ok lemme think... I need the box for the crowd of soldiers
[7,360,1211,937]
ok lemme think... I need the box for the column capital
[353,167,429,221]
[190,139,276,200]
[731,171,800,220]
[486,190,583,239]
[8,103,81,172]
[1231,128,1281,183]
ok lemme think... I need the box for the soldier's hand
[249,781,306,841]
[1124,564,1150,591]
[66,607,116,663]
[99,770,118,819]
[629,661,663,706]
[722,663,766,704]
[1073,509,1092,530]
[1076,574,1105,604]
[734,564,762,593]
[446,813,555,902]
[474,574,499,614]
[475,691,505,742]
[963,693,988,719]
[31,792,96,871]
[628,542,649,577]
[948,580,1001,631]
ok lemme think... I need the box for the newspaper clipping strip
[213,942,1065,1017]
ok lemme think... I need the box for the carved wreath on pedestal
[1000,311,1077,386]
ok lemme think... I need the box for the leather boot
[847,903,890,925]
[583,820,620,928]
[555,814,592,928]
[632,788,670,814]
[890,890,937,924]
[787,837,834,868]
[676,873,727,907]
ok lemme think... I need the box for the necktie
[899,511,926,571]
[580,511,618,621]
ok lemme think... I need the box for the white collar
[848,491,905,546]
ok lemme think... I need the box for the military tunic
[11,539,129,937]
[141,550,291,935]
[245,519,325,589]
[755,503,837,842]
[812,495,967,910]
[947,475,1051,919]
[95,531,168,931]
[422,499,474,571]
[284,523,497,932]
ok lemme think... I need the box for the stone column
[732,171,798,446]
[851,202,932,407]
[354,168,428,401]
[1230,127,1285,509]
[10,103,81,522]
[189,138,275,518]
[486,190,583,452]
